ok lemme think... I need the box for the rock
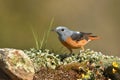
[0,48,35,80]
[0,68,12,80]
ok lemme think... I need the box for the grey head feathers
[54,26,73,41]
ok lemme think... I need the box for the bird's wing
[71,31,92,41]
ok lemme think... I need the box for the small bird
[53,26,99,53]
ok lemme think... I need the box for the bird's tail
[88,36,100,40]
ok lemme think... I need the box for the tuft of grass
[44,17,54,48]
[40,32,46,49]
[31,17,54,50]
[31,28,40,50]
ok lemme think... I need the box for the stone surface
[0,48,35,80]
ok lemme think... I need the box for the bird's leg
[67,47,73,54]
[81,46,85,51]
[69,48,73,54]
[67,48,74,56]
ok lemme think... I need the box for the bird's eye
[61,29,64,31]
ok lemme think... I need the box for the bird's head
[53,26,72,36]
[52,26,73,41]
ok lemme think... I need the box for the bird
[53,26,100,53]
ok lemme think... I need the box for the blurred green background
[0,0,120,56]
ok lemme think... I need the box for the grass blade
[40,32,46,49]
[31,27,39,50]
[44,17,54,48]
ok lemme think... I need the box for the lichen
[24,49,61,71]
[24,48,120,80]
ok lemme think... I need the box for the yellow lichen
[112,62,118,68]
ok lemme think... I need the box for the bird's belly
[64,37,90,49]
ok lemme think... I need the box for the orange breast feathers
[60,36,99,49]
[60,37,89,49]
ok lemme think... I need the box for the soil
[33,67,79,80]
